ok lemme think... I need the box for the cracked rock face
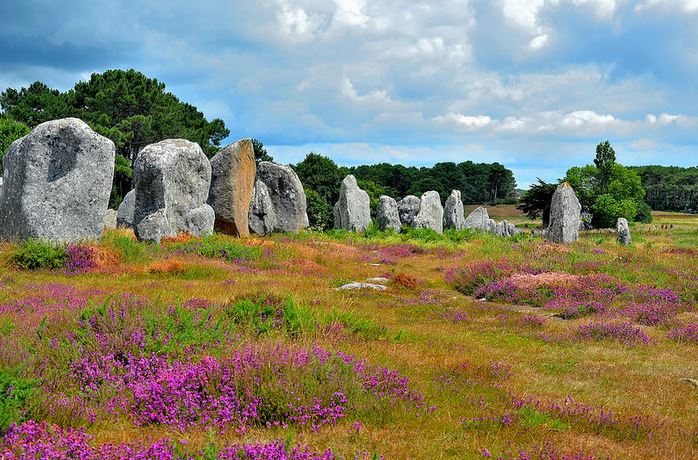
[117,190,135,228]
[444,190,465,230]
[334,175,371,232]
[547,182,581,244]
[133,139,214,243]
[256,161,308,233]
[208,139,256,237]
[377,195,401,232]
[464,206,491,231]
[413,190,443,234]
[397,195,421,227]
[0,118,115,243]
[248,179,276,236]
[617,218,631,245]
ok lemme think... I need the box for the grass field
[0,212,696,459]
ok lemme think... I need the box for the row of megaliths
[0,118,309,244]
[332,175,520,237]
[0,118,632,245]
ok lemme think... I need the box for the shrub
[0,368,36,430]
[391,273,418,290]
[575,321,650,345]
[667,324,698,344]
[100,231,148,264]
[11,239,67,270]
[146,259,186,274]
[65,244,99,273]
[446,259,514,295]
[224,295,316,337]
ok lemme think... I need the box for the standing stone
[487,219,497,233]
[248,180,276,235]
[0,118,115,243]
[397,195,421,227]
[117,189,135,228]
[334,175,371,232]
[444,190,465,230]
[103,209,118,231]
[377,195,401,232]
[413,191,443,233]
[494,220,519,237]
[208,139,256,237]
[133,139,215,243]
[464,206,491,231]
[547,182,581,244]
[256,161,309,233]
[616,218,631,245]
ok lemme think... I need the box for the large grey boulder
[413,191,443,233]
[208,139,256,237]
[133,139,215,243]
[0,118,115,243]
[616,218,631,245]
[117,189,135,228]
[257,161,308,233]
[464,206,491,231]
[444,190,465,230]
[377,195,401,232]
[248,179,276,235]
[334,175,371,232]
[547,182,581,244]
[397,195,421,227]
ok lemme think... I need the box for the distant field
[464,204,538,226]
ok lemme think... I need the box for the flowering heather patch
[435,361,513,391]
[519,314,547,328]
[0,283,93,315]
[378,243,422,259]
[446,259,516,295]
[667,324,698,344]
[0,420,339,459]
[46,343,429,431]
[511,394,652,440]
[65,244,99,274]
[543,300,606,319]
[391,273,418,290]
[481,441,596,460]
[182,297,214,309]
[574,321,651,345]
[617,302,680,326]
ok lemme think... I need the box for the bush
[11,239,67,270]
[591,194,637,228]
[305,187,332,230]
[635,201,653,223]
[101,230,148,263]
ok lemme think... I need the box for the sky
[1,0,697,188]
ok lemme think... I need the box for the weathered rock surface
[248,180,276,235]
[256,161,308,233]
[464,206,491,231]
[208,139,256,237]
[366,277,390,284]
[494,220,519,238]
[547,182,581,244]
[336,282,387,291]
[0,118,115,243]
[413,191,443,233]
[616,218,631,245]
[444,190,465,230]
[397,195,421,227]
[334,175,371,232]
[103,209,118,231]
[133,139,214,243]
[117,190,135,228]
[377,195,401,232]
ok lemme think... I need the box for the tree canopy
[629,165,698,212]
[0,69,230,206]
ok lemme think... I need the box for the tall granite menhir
[443,190,465,230]
[377,195,401,232]
[547,182,581,244]
[334,175,371,232]
[0,118,115,243]
[208,139,256,237]
[133,139,215,243]
[255,161,309,233]
[413,190,444,233]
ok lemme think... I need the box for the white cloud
[529,33,549,49]
[635,0,698,13]
[561,110,616,126]
[434,113,494,129]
